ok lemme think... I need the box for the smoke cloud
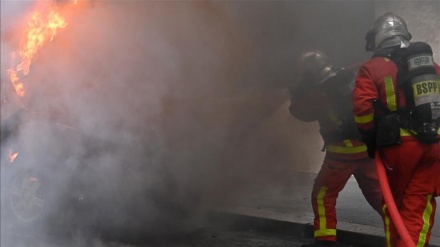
[1,1,374,245]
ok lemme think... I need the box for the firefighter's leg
[393,143,439,247]
[353,158,383,215]
[381,141,438,247]
[397,193,436,247]
[381,142,420,247]
[311,156,356,242]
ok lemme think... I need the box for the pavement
[212,170,440,247]
[2,169,440,247]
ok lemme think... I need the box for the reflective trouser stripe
[314,187,336,238]
[383,204,392,247]
[314,229,337,238]
[417,194,434,247]
[384,195,434,247]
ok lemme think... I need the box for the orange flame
[7,68,25,97]
[8,5,68,97]
[9,149,19,163]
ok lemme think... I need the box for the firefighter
[352,12,440,247]
[289,49,382,247]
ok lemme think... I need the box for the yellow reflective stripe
[327,111,342,126]
[314,186,337,238]
[384,76,397,112]
[314,229,337,237]
[327,140,366,154]
[315,186,328,237]
[354,113,374,124]
[417,194,433,247]
[383,204,391,247]
[400,128,423,137]
[326,145,367,154]
[400,128,417,136]
[343,139,353,147]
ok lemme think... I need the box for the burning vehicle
[0,104,87,232]
[1,1,201,240]
[0,105,194,238]
[0,1,88,232]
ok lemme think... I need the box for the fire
[9,149,19,163]
[7,5,68,97]
[7,68,25,97]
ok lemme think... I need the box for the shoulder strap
[372,48,394,59]
[373,48,414,114]
[390,48,415,112]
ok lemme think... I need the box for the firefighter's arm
[289,88,330,122]
[352,65,378,158]
[435,63,440,75]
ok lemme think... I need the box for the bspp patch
[413,80,440,96]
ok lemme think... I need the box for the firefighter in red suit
[289,50,382,247]
[352,12,440,247]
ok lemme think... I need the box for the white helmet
[365,12,412,52]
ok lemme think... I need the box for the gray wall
[374,0,440,62]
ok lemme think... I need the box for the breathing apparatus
[406,42,440,140]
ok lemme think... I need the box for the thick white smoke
[1,1,377,246]
[1,2,290,244]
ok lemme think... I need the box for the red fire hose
[375,150,416,247]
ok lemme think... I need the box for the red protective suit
[290,69,382,243]
[353,52,440,247]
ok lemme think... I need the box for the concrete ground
[2,171,439,247]
[214,171,440,247]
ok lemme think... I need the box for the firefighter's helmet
[296,49,337,85]
[365,12,412,52]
